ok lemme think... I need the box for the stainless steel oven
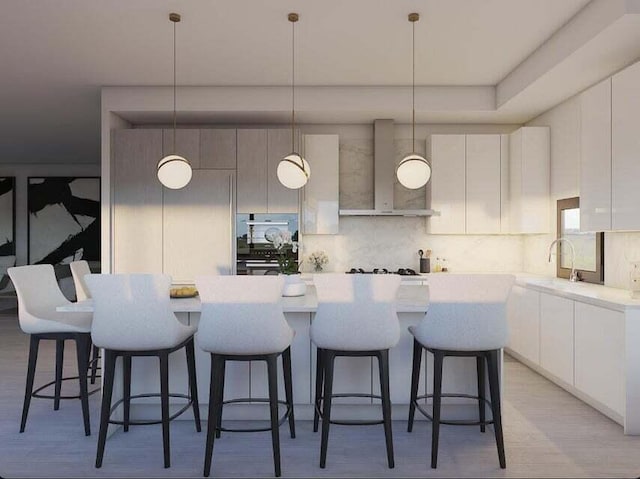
[236,213,298,275]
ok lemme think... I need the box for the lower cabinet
[539,293,574,385]
[507,285,540,364]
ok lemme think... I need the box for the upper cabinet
[580,78,612,232]
[302,134,339,234]
[428,134,506,234]
[236,129,299,214]
[200,129,236,169]
[508,126,550,234]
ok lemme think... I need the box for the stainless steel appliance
[236,213,299,275]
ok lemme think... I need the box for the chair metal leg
[431,351,444,469]
[95,349,116,468]
[185,338,201,433]
[319,350,335,469]
[215,359,225,439]
[313,347,324,433]
[267,355,282,477]
[407,338,422,433]
[159,352,171,468]
[204,354,222,477]
[54,339,65,411]
[122,355,131,433]
[282,347,296,439]
[20,335,40,433]
[378,350,395,469]
[75,334,91,436]
[487,350,506,469]
[477,355,486,433]
[90,345,99,384]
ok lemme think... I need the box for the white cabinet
[508,127,550,234]
[539,293,574,385]
[580,78,612,232]
[302,135,339,234]
[574,302,625,416]
[612,61,640,231]
[507,285,540,364]
[466,134,502,234]
[428,134,466,234]
[237,129,299,214]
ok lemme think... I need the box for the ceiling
[3,0,638,163]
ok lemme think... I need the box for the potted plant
[308,250,329,272]
[270,230,306,297]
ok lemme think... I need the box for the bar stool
[8,264,95,436]
[311,273,401,469]
[195,275,295,478]
[85,274,201,469]
[407,273,515,469]
[70,260,100,384]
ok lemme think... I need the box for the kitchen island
[61,282,498,431]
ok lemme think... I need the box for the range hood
[339,119,439,217]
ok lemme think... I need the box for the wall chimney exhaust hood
[339,119,439,217]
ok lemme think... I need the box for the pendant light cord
[412,18,416,153]
[291,18,295,153]
[173,18,177,154]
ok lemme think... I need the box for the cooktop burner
[346,267,419,276]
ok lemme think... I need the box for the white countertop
[58,284,429,314]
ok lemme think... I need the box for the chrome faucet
[548,237,580,282]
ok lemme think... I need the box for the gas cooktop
[346,267,420,276]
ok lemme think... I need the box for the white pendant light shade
[277,153,310,189]
[397,153,431,189]
[157,154,193,189]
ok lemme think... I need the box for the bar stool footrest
[218,397,293,433]
[32,375,100,400]
[107,393,193,426]
[413,393,494,427]
[315,392,385,426]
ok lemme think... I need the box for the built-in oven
[236,213,298,275]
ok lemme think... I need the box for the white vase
[281,273,306,297]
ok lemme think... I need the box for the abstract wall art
[0,177,15,293]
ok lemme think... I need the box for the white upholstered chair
[195,275,294,478]
[85,274,201,469]
[70,260,91,301]
[8,264,94,435]
[311,273,401,469]
[407,273,515,469]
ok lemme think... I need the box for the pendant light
[396,13,431,190]
[157,13,192,190]
[277,13,310,190]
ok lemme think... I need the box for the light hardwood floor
[1,311,639,478]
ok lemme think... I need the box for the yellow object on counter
[170,286,198,298]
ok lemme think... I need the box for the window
[556,197,604,284]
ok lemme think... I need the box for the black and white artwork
[0,177,16,293]
[28,177,100,268]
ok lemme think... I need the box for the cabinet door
[539,293,574,385]
[162,129,200,168]
[500,134,510,233]
[574,302,624,416]
[612,61,640,231]
[507,286,540,364]
[112,129,163,273]
[466,135,501,234]
[267,129,300,213]
[200,129,236,169]
[163,170,234,281]
[302,135,339,234]
[428,135,466,234]
[237,129,268,213]
[580,78,612,232]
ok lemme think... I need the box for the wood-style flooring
[1,311,639,478]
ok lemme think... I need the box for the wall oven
[236,213,298,275]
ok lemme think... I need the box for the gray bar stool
[311,273,401,469]
[195,275,295,478]
[85,274,201,469]
[407,273,515,469]
[70,260,100,384]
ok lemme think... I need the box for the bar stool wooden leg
[477,355,486,433]
[267,355,282,477]
[407,339,422,432]
[54,339,64,411]
[75,334,91,436]
[20,335,40,433]
[319,350,335,469]
[487,350,506,468]
[159,352,171,468]
[185,338,201,433]
[313,347,324,433]
[282,347,296,439]
[122,355,131,432]
[378,349,395,468]
[215,359,225,439]
[90,345,99,384]
[96,349,117,468]
[204,355,219,477]
[431,351,444,469]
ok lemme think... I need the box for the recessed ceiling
[0,0,610,162]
